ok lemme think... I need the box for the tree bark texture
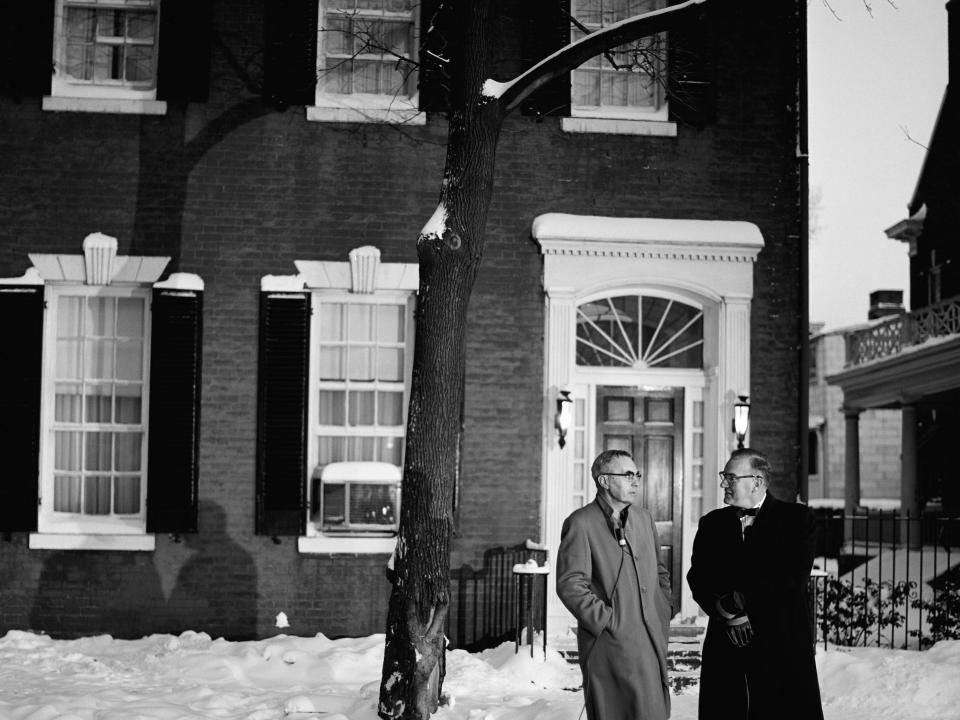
[378,2,503,719]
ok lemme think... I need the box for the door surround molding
[534,214,763,622]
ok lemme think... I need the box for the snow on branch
[498,0,708,115]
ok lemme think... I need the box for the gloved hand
[725,614,754,647]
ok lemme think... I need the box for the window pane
[117,297,144,337]
[114,476,140,514]
[116,340,143,380]
[349,305,373,341]
[115,432,142,471]
[319,347,345,380]
[317,436,347,465]
[377,305,404,342]
[348,347,373,380]
[381,19,410,56]
[318,390,346,425]
[55,383,83,423]
[58,297,83,337]
[127,11,155,41]
[54,431,82,471]
[85,385,113,423]
[115,385,142,424]
[86,297,114,337]
[348,391,376,426]
[353,60,380,94]
[85,432,112,471]
[56,340,83,379]
[377,348,403,381]
[124,45,152,82]
[85,339,115,379]
[93,44,122,81]
[324,17,351,56]
[319,303,345,341]
[378,436,402,465]
[347,436,376,460]
[84,475,111,515]
[54,475,82,513]
[66,8,96,41]
[96,9,126,39]
[377,391,403,425]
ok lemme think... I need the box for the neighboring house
[828,0,960,519]
[0,0,806,639]
[808,300,902,506]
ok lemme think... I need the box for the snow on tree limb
[498,0,708,115]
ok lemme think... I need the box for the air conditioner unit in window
[318,461,401,534]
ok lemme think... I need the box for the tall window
[571,0,666,118]
[43,287,150,532]
[308,293,413,536]
[54,0,160,95]
[318,0,416,100]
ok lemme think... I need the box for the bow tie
[736,507,759,519]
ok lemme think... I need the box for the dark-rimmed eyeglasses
[604,471,641,482]
[718,472,763,485]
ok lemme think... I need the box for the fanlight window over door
[577,294,704,369]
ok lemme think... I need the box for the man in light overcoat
[556,449,673,720]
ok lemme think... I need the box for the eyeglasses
[719,472,763,485]
[603,471,641,482]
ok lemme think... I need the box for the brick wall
[0,0,803,639]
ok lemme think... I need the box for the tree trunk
[378,2,502,718]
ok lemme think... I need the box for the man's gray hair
[729,447,771,486]
[591,449,634,484]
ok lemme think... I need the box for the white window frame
[564,0,676,137]
[37,284,152,537]
[307,0,424,125]
[305,289,414,544]
[44,0,167,115]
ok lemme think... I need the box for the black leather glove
[725,614,754,647]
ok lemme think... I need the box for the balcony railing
[845,294,960,366]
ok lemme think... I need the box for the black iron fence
[810,508,960,650]
[447,542,548,652]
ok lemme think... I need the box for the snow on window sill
[561,117,677,137]
[42,96,167,116]
[306,101,425,126]
[28,533,156,552]
[298,535,396,555]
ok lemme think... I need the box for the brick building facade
[0,0,805,639]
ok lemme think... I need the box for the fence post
[513,558,550,658]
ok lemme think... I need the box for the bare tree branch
[899,124,928,150]
[499,0,707,115]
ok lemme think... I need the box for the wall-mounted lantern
[733,394,750,448]
[554,389,573,448]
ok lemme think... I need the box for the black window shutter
[146,289,203,534]
[520,0,571,119]
[0,0,55,99]
[0,287,43,532]
[256,292,310,536]
[667,0,715,127]
[156,0,212,102]
[263,0,319,109]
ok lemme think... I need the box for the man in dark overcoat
[556,449,673,720]
[687,447,823,720]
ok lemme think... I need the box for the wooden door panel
[597,386,683,612]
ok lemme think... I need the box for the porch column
[900,403,922,548]
[843,407,861,514]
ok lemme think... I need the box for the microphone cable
[578,538,629,720]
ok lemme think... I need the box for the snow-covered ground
[0,629,959,720]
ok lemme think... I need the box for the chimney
[868,289,904,320]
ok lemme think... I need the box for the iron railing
[845,294,960,366]
[810,508,960,650]
[447,542,548,652]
